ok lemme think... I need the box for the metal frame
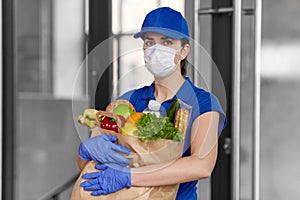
[232,0,242,200]
[233,0,262,199]
[195,0,261,200]
[193,0,201,86]
[253,0,262,199]
[0,0,3,196]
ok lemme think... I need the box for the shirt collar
[175,77,196,102]
[140,82,155,100]
[140,77,195,102]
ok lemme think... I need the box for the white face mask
[144,44,180,78]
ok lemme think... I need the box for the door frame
[2,0,16,199]
[186,0,261,199]
[89,0,113,110]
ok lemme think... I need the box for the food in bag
[71,99,191,200]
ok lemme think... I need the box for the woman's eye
[163,40,173,46]
[145,41,154,46]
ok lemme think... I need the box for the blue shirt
[118,77,226,199]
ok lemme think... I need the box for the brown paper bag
[70,126,183,200]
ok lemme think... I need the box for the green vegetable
[166,99,179,123]
[136,113,183,142]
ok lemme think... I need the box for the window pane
[114,0,185,97]
[119,0,158,33]
[52,0,85,98]
[117,0,185,34]
[117,35,153,95]
[160,0,185,14]
[260,0,300,199]
[14,0,86,199]
[16,0,46,93]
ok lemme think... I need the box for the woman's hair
[180,38,190,76]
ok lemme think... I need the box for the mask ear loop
[174,47,184,66]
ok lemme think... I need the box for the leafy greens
[136,113,183,142]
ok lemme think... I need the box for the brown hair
[180,38,190,76]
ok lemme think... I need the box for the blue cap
[134,7,190,41]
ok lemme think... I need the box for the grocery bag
[70,126,183,200]
[71,99,192,200]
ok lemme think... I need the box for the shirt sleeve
[117,90,135,101]
[198,92,227,132]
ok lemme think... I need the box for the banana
[84,119,97,129]
[78,109,99,129]
[83,109,98,120]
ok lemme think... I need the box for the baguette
[174,108,190,139]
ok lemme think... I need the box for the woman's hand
[78,134,131,166]
[80,164,131,196]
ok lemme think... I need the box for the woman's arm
[76,128,99,171]
[131,111,220,186]
[77,154,88,171]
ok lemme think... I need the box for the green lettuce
[136,113,183,142]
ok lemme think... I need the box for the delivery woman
[77,7,226,199]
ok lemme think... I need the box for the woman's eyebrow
[144,37,154,40]
[161,37,173,40]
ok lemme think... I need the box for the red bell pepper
[100,116,119,133]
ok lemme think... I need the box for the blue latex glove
[78,134,131,166]
[80,163,131,196]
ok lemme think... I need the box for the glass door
[2,0,87,199]
[194,0,233,198]
[192,0,262,199]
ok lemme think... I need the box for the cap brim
[133,27,189,41]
